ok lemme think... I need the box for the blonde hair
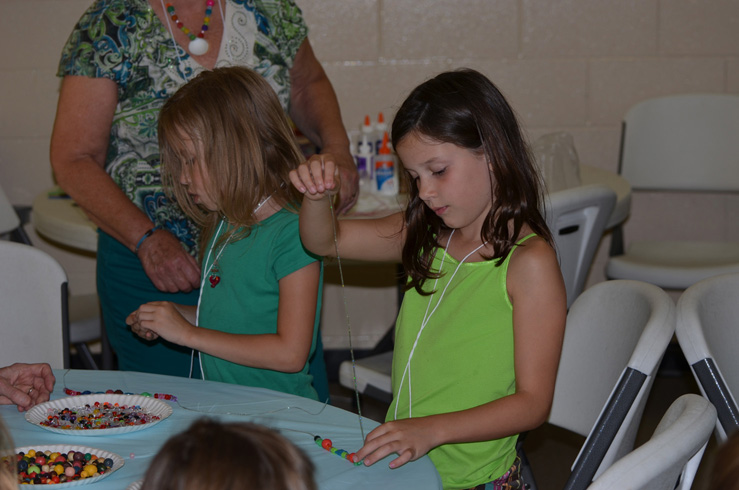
[141,419,316,490]
[158,66,305,259]
[0,418,15,490]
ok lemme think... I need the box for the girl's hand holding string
[355,417,441,469]
[289,154,341,200]
[126,301,194,346]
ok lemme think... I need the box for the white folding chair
[523,280,676,490]
[676,272,739,442]
[606,94,739,289]
[0,183,106,369]
[545,184,616,308]
[587,393,716,490]
[0,240,69,368]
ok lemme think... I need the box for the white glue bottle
[361,115,375,154]
[374,132,396,195]
[356,134,374,185]
[374,112,388,154]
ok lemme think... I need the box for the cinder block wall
[2,0,738,296]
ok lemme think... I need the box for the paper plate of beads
[25,394,173,436]
[13,444,124,486]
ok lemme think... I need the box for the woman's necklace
[394,229,488,420]
[164,1,214,56]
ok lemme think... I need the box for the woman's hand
[289,154,341,201]
[136,229,201,293]
[355,417,441,469]
[126,301,194,346]
[0,363,56,412]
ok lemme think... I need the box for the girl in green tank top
[291,69,567,489]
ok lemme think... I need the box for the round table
[2,369,442,489]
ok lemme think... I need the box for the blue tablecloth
[2,369,442,489]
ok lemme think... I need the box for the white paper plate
[15,444,124,487]
[25,394,173,436]
[126,480,143,490]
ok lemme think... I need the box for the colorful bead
[15,450,111,485]
[313,436,362,466]
[165,1,212,55]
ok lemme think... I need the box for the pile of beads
[314,436,361,465]
[40,401,161,430]
[64,387,178,402]
[15,449,114,485]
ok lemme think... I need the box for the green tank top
[387,234,536,489]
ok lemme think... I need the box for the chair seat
[339,351,393,397]
[606,241,739,289]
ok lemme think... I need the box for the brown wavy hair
[141,419,316,490]
[392,69,552,294]
[159,66,305,260]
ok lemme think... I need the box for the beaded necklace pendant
[165,1,214,56]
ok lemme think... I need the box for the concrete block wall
[2,0,738,296]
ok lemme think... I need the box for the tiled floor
[329,356,717,490]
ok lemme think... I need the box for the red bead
[348,453,359,463]
[321,438,332,450]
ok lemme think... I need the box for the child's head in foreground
[142,419,316,490]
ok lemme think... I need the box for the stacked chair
[586,393,716,490]
[676,272,739,442]
[522,280,676,490]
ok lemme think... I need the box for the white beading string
[394,229,487,420]
[191,195,272,379]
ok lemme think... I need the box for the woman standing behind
[49,0,356,385]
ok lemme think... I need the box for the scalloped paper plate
[16,444,124,487]
[126,480,143,490]
[25,394,172,436]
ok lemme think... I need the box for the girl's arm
[355,237,567,468]
[289,155,405,262]
[126,262,321,372]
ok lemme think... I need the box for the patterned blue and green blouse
[57,0,307,254]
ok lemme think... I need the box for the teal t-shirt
[198,209,322,400]
[388,235,536,489]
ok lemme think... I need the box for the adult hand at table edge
[137,228,201,293]
[0,363,55,412]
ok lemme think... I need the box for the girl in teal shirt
[127,66,322,401]
[290,69,567,488]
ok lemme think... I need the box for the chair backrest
[0,240,69,368]
[620,94,739,192]
[587,393,716,490]
[544,184,616,308]
[550,280,676,489]
[676,272,739,442]
[0,182,21,235]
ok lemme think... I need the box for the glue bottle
[374,112,388,154]
[361,115,374,154]
[355,134,374,185]
[374,132,396,195]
